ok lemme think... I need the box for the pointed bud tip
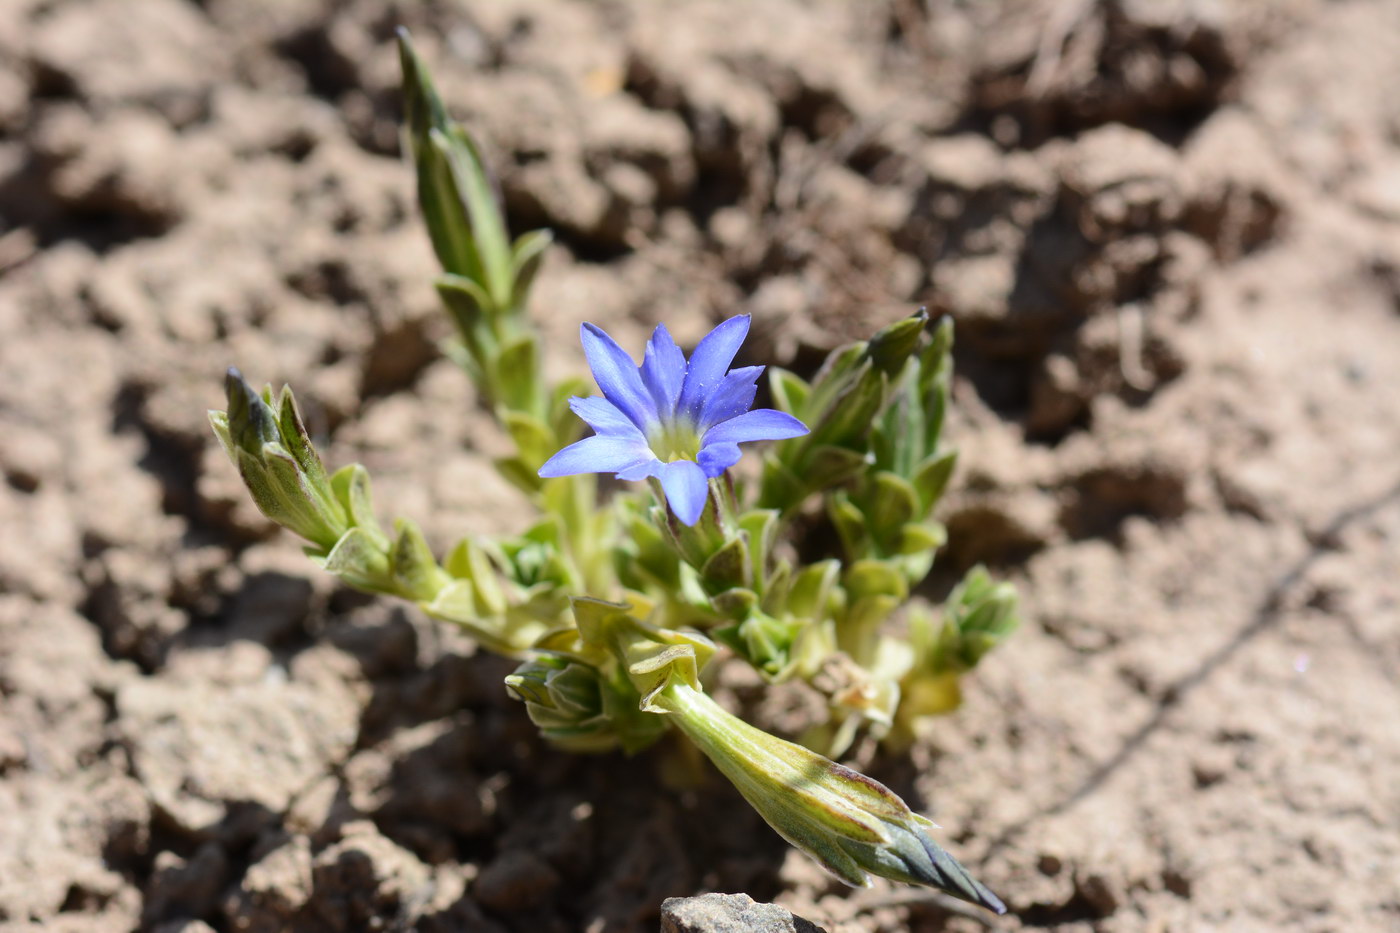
[969,884,1008,914]
[224,366,250,403]
[915,835,1008,914]
[224,366,259,403]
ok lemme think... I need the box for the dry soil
[1,1,1398,931]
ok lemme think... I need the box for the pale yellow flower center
[648,418,701,462]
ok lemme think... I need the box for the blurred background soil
[2,0,1399,930]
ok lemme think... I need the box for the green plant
[208,30,1018,913]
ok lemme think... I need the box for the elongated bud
[209,369,348,551]
[399,29,545,332]
[211,371,461,609]
[568,599,1002,909]
[655,682,1006,913]
[401,26,558,459]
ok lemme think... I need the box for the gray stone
[660,893,827,933]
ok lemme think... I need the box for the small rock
[659,893,828,933]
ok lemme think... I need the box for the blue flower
[539,315,808,525]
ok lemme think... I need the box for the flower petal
[702,408,809,446]
[538,434,653,478]
[697,441,742,478]
[568,396,645,439]
[678,315,750,421]
[615,458,663,482]
[698,365,763,431]
[640,324,686,418]
[658,459,709,525]
[581,323,657,431]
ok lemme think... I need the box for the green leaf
[760,559,792,614]
[757,454,807,512]
[570,596,634,651]
[896,521,947,555]
[259,441,340,549]
[390,518,448,601]
[493,455,544,495]
[876,362,926,477]
[738,510,779,587]
[867,472,920,543]
[232,449,291,528]
[435,274,495,361]
[274,387,324,486]
[398,31,480,281]
[919,317,954,452]
[420,134,481,282]
[710,587,759,619]
[923,314,953,370]
[713,611,798,675]
[912,451,957,513]
[767,367,811,418]
[208,410,235,461]
[807,343,868,409]
[510,229,553,308]
[866,308,928,376]
[502,410,556,466]
[828,492,869,560]
[840,592,900,665]
[321,527,392,591]
[550,376,591,443]
[811,365,885,451]
[495,334,541,417]
[787,560,839,620]
[396,28,451,141]
[800,444,870,491]
[435,125,513,308]
[443,539,507,615]
[701,535,750,592]
[845,559,908,602]
[424,579,484,623]
[330,464,388,549]
[925,565,1020,673]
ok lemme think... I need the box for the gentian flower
[539,315,808,525]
